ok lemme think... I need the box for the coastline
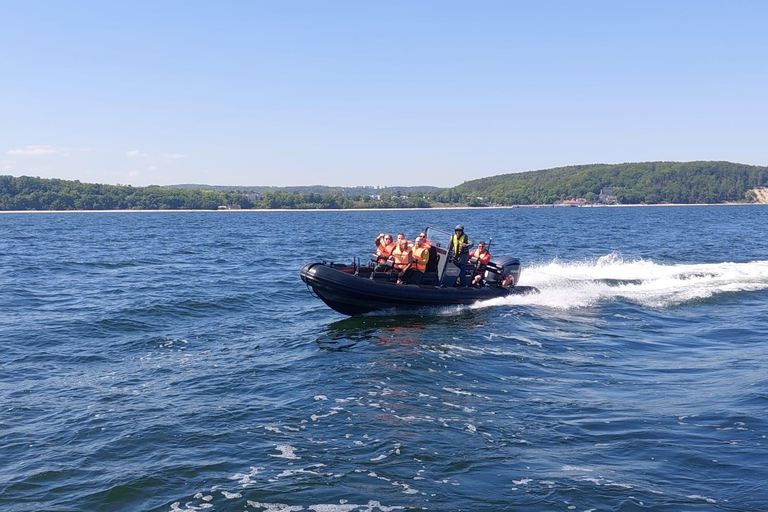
[1,202,767,214]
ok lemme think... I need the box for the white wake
[474,253,768,311]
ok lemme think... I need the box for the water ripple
[2,208,768,511]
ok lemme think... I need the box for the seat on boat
[355,265,374,278]
[419,272,440,286]
[371,271,397,282]
[426,246,438,272]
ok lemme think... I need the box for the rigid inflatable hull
[300,262,537,316]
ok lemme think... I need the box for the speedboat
[300,227,539,316]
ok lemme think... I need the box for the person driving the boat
[390,237,414,284]
[374,233,395,265]
[469,241,491,285]
[450,224,473,286]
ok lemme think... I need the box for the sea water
[1,206,767,511]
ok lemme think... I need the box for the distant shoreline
[1,203,766,214]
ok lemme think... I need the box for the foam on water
[270,445,301,460]
[474,253,768,311]
[5,210,768,511]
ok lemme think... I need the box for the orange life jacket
[470,248,491,265]
[376,242,395,263]
[391,245,412,270]
[411,246,429,272]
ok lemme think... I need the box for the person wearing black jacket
[450,224,473,286]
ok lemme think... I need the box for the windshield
[425,226,451,250]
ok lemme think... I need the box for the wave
[474,253,768,311]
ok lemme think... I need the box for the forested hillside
[0,176,253,210]
[444,161,768,205]
[0,176,431,210]
[2,161,767,210]
[166,184,441,197]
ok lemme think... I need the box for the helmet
[454,224,464,231]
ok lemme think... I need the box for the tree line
[166,183,441,197]
[2,161,766,210]
[0,176,253,210]
[445,161,768,205]
[0,175,432,210]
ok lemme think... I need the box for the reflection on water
[5,208,768,511]
[315,309,492,350]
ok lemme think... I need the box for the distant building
[599,187,618,204]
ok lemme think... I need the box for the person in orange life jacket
[470,241,491,286]
[418,232,432,248]
[469,241,491,266]
[408,235,430,285]
[395,232,413,249]
[450,224,473,286]
[389,237,413,284]
[418,231,439,272]
[374,233,395,265]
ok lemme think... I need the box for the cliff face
[750,187,768,203]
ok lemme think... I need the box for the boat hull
[300,262,538,316]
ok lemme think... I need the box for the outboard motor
[485,257,521,287]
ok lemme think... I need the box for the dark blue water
[2,206,767,511]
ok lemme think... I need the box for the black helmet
[455,224,464,231]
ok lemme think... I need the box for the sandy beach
[1,202,768,214]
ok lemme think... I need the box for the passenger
[374,233,395,265]
[470,241,491,286]
[409,235,430,285]
[502,274,515,287]
[420,231,439,273]
[469,241,491,266]
[395,232,413,249]
[390,237,413,284]
[418,231,432,249]
[450,224,473,286]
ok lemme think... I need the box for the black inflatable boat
[300,226,538,316]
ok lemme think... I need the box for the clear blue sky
[2,1,767,187]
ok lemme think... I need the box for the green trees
[0,176,254,211]
[443,161,768,205]
[0,176,435,210]
[2,161,766,211]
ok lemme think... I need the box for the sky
[1,1,767,188]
